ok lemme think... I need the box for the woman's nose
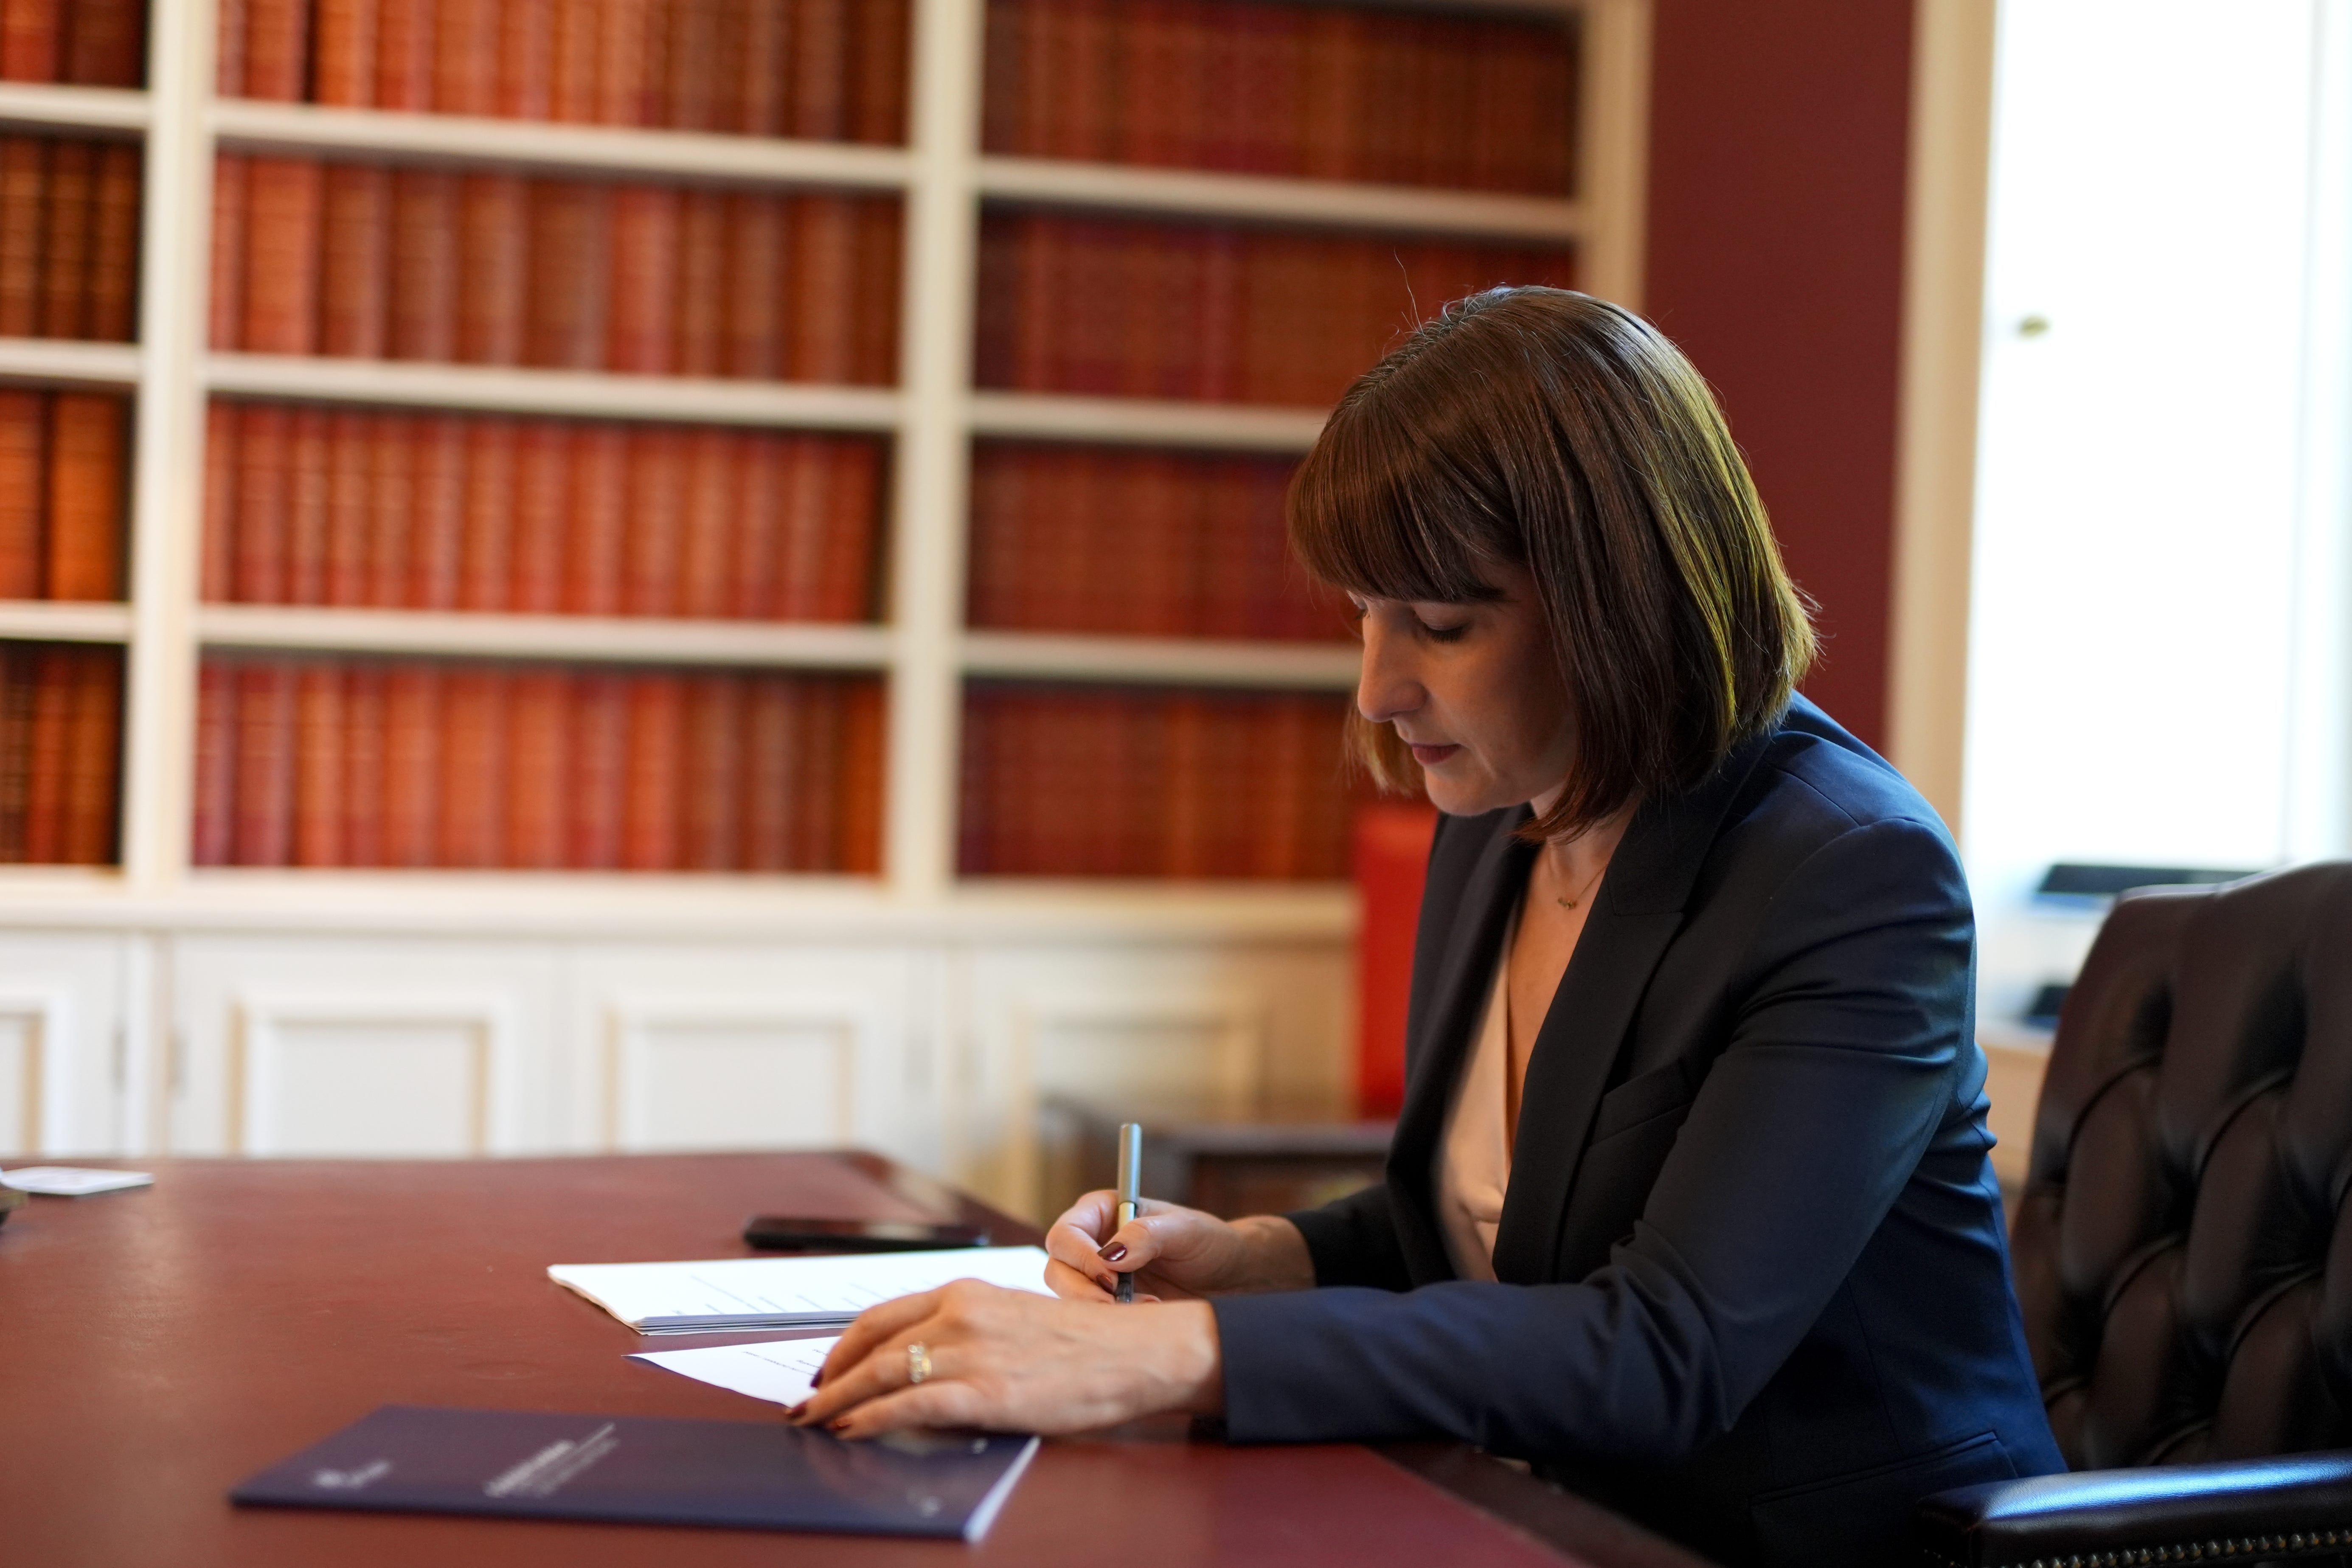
[1356,620,1422,725]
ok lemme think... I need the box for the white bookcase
[0,0,1649,1216]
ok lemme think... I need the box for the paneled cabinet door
[951,939,1352,1221]
[559,943,938,1169]
[165,936,564,1156]
[0,932,132,1158]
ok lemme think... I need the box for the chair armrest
[1914,1451,2352,1567]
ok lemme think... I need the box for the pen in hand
[1114,1122,1141,1304]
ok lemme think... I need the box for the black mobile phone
[742,1216,990,1252]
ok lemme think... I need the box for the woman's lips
[1408,743,1461,766]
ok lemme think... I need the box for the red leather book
[978,0,1026,153]
[2,0,60,79]
[621,426,682,614]
[214,0,246,91]
[771,430,826,621]
[282,405,332,604]
[847,0,906,145]
[241,0,309,100]
[562,422,626,613]
[525,179,608,369]
[1118,0,1182,169]
[663,0,719,129]
[849,197,899,384]
[0,647,30,860]
[242,156,324,355]
[784,193,856,382]
[319,161,391,357]
[364,409,413,607]
[720,191,781,378]
[604,183,680,374]
[456,171,527,364]
[36,137,92,338]
[594,0,653,124]
[340,660,385,865]
[436,663,507,867]
[677,426,733,618]
[191,657,237,865]
[497,0,554,118]
[818,435,879,621]
[1125,449,1195,635]
[43,391,124,601]
[996,211,1057,391]
[380,659,441,864]
[292,660,346,865]
[836,674,884,872]
[504,668,570,868]
[0,138,45,336]
[509,418,568,613]
[950,681,992,874]
[18,644,73,861]
[59,644,121,862]
[323,409,371,605]
[1224,0,1297,177]
[374,0,434,108]
[431,0,498,113]
[86,142,138,342]
[787,0,848,139]
[312,0,377,104]
[549,0,596,120]
[231,658,297,865]
[62,0,145,84]
[1158,693,1206,877]
[1296,4,1363,183]
[1050,0,1115,161]
[739,673,796,869]
[232,401,289,601]
[1002,0,1052,157]
[620,672,682,868]
[730,0,786,135]
[673,189,725,376]
[389,168,459,360]
[201,401,239,601]
[458,415,517,610]
[680,670,742,868]
[727,431,781,618]
[961,440,1017,630]
[409,414,466,607]
[0,390,44,600]
[208,153,248,349]
[565,671,627,867]
[788,674,841,870]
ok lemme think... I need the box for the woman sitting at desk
[792,287,2063,1568]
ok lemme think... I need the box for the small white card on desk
[631,1337,842,1409]
[0,1166,155,1196]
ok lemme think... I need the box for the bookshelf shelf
[960,631,1359,691]
[208,99,918,191]
[193,606,898,668]
[966,391,1326,452]
[0,338,145,388]
[976,155,1586,244]
[0,601,138,642]
[202,354,908,430]
[0,82,149,133]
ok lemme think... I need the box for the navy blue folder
[230,1405,1040,1541]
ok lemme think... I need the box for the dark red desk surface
[0,1153,1708,1568]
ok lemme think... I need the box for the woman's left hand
[788,1281,1224,1439]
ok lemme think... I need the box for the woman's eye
[1416,619,1470,643]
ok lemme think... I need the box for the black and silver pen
[1114,1121,1141,1304]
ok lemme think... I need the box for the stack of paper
[0,1167,153,1196]
[548,1246,1055,1335]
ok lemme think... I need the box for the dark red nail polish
[1099,1242,1127,1263]
[810,1369,824,1387]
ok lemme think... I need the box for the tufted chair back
[2009,862,2352,1469]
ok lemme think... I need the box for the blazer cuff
[1284,1182,1412,1290]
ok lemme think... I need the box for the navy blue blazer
[1211,697,2062,1567]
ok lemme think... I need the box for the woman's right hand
[1043,1191,1310,1302]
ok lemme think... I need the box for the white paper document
[631,1336,841,1408]
[548,1245,1055,1334]
[0,1166,154,1196]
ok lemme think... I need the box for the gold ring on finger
[907,1340,932,1385]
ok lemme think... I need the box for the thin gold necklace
[1552,854,1608,910]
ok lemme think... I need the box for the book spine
[728,430,781,618]
[566,671,627,867]
[672,188,726,377]
[509,417,569,613]
[232,658,296,865]
[86,141,139,341]
[773,428,825,620]
[786,0,849,139]
[497,0,555,118]
[456,171,528,363]
[0,389,45,600]
[319,160,391,357]
[242,0,310,100]
[231,401,287,601]
[67,0,145,83]
[677,426,734,618]
[324,408,372,605]
[388,168,459,360]
[436,662,507,867]
[214,0,247,91]
[313,0,378,104]
[604,183,680,374]
[292,659,346,865]
[374,0,434,107]
[962,438,1012,629]
[191,657,237,864]
[17,645,70,860]
[504,668,570,866]
[432,0,497,113]
[663,0,719,129]
[978,0,1020,154]
[789,673,840,869]
[719,191,781,379]
[731,0,785,135]
[837,674,882,872]
[243,156,324,355]
[740,672,795,868]
[284,405,332,603]
[341,660,386,864]
[620,671,682,868]
[548,0,596,119]
[208,153,249,349]
[408,413,466,607]
[847,0,906,145]
[36,137,92,338]
[57,645,119,862]
[784,193,855,382]
[562,421,627,613]
[381,658,440,864]
[42,391,124,601]
[525,178,609,368]
[594,0,653,125]
[850,196,900,385]
[458,414,516,610]
[0,137,45,337]
[364,407,413,606]
[621,425,681,614]
[818,434,878,621]
[1,0,61,79]
[679,669,742,868]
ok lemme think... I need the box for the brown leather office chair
[1916,864,2352,1566]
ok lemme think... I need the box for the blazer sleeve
[1285,1181,1413,1291]
[1211,815,1973,1464]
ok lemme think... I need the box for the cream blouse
[1435,916,1517,1282]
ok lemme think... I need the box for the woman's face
[1353,562,1575,818]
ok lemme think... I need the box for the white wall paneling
[0,935,129,1158]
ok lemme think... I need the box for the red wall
[1641,0,1916,748]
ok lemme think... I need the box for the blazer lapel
[1487,725,1784,1284]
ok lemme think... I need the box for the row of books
[0,134,141,343]
[0,0,142,84]
[210,155,902,385]
[958,682,1363,880]
[967,441,1346,643]
[194,652,884,871]
[219,0,907,143]
[0,390,127,601]
[982,0,1576,197]
[974,209,1578,408]
[0,642,121,865]
[202,400,884,620]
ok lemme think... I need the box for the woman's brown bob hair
[1289,286,1816,843]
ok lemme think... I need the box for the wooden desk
[0,1153,1709,1568]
